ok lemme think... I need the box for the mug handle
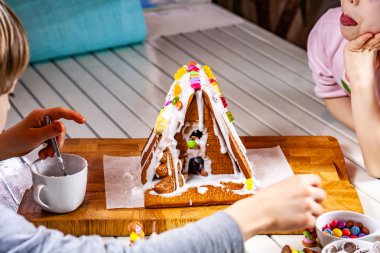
[33,184,51,210]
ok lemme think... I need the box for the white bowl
[322,239,375,253]
[316,210,380,247]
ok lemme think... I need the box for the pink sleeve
[307,13,347,98]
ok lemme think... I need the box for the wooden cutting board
[18,136,363,236]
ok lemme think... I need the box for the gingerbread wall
[175,94,234,175]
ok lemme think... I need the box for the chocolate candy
[190,130,203,139]
[353,222,363,230]
[331,219,338,228]
[324,228,333,235]
[332,228,342,237]
[346,220,354,228]
[362,227,369,235]
[337,220,346,229]
[351,226,360,235]
[322,219,370,239]
[342,241,358,253]
[188,157,204,174]
[342,228,351,236]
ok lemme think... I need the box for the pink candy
[191,83,201,90]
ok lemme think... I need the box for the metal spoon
[44,116,67,176]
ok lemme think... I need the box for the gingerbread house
[140,62,257,208]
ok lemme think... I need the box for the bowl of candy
[316,210,380,247]
[322,240,380,253]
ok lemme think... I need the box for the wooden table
[18,136,362,237]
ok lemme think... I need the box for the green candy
[226,111,234,122]
[303,230,313,240]
[172,96,180,105]
[187,140,197,149]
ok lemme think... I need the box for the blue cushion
[7,0,147,62]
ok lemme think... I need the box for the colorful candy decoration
[322,219,370,239]
[174,66,187,80]
[172,96,180,105]
[226,111,234,122]
[245,178,253,190]
[221,96,228,108]
[154,108,168,135]
[175,100,182,110]
[302,227,317,248]
[202,65,215,79]
[187,140,197,149]
[173,83,182,96]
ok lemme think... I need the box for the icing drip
[195,90,204,131]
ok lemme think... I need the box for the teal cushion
[7,0,147,62]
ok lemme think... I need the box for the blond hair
[0,0,29,95]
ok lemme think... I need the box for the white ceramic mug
[31,153,88,213]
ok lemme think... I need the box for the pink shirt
[307,7,350,98]
[308,7,380,104]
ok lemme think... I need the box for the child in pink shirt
[308,0,380,178]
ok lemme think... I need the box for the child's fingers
[363,34,380,50]
[56,124,67,149]
[346,33,373,50]
[43,107,86,124]
[310,186,327,202]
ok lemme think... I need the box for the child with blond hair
[0,1,325,252]
[308,0,380,177]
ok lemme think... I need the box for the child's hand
[224,175,326,240]
[344,33,380,86]
[0,107,85,160]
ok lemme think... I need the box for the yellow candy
[246,178,253,190]
[174,67,187,80]
[154,109,168,135]
[173,84,182,96]
[332,228,342,237]
[291,249,298,253]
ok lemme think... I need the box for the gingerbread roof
[140,62,256,191]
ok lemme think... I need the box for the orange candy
[187,61,197,66]
[175,100,183,110]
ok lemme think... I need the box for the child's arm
[324,97,355,130]
[0,175,325,253]
[344,33,380,178]
[0,107,85,161]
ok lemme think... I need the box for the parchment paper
[103,145,294,209]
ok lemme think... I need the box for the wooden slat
[141,40,305,135]
[54,58,150,138]
[225,25,313,82]
[11,82,41,117]
[33,62,126,138]
[93,50,167,110]
[21,67,96,138]
[239,22,308,64]
[74,54,159,128]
